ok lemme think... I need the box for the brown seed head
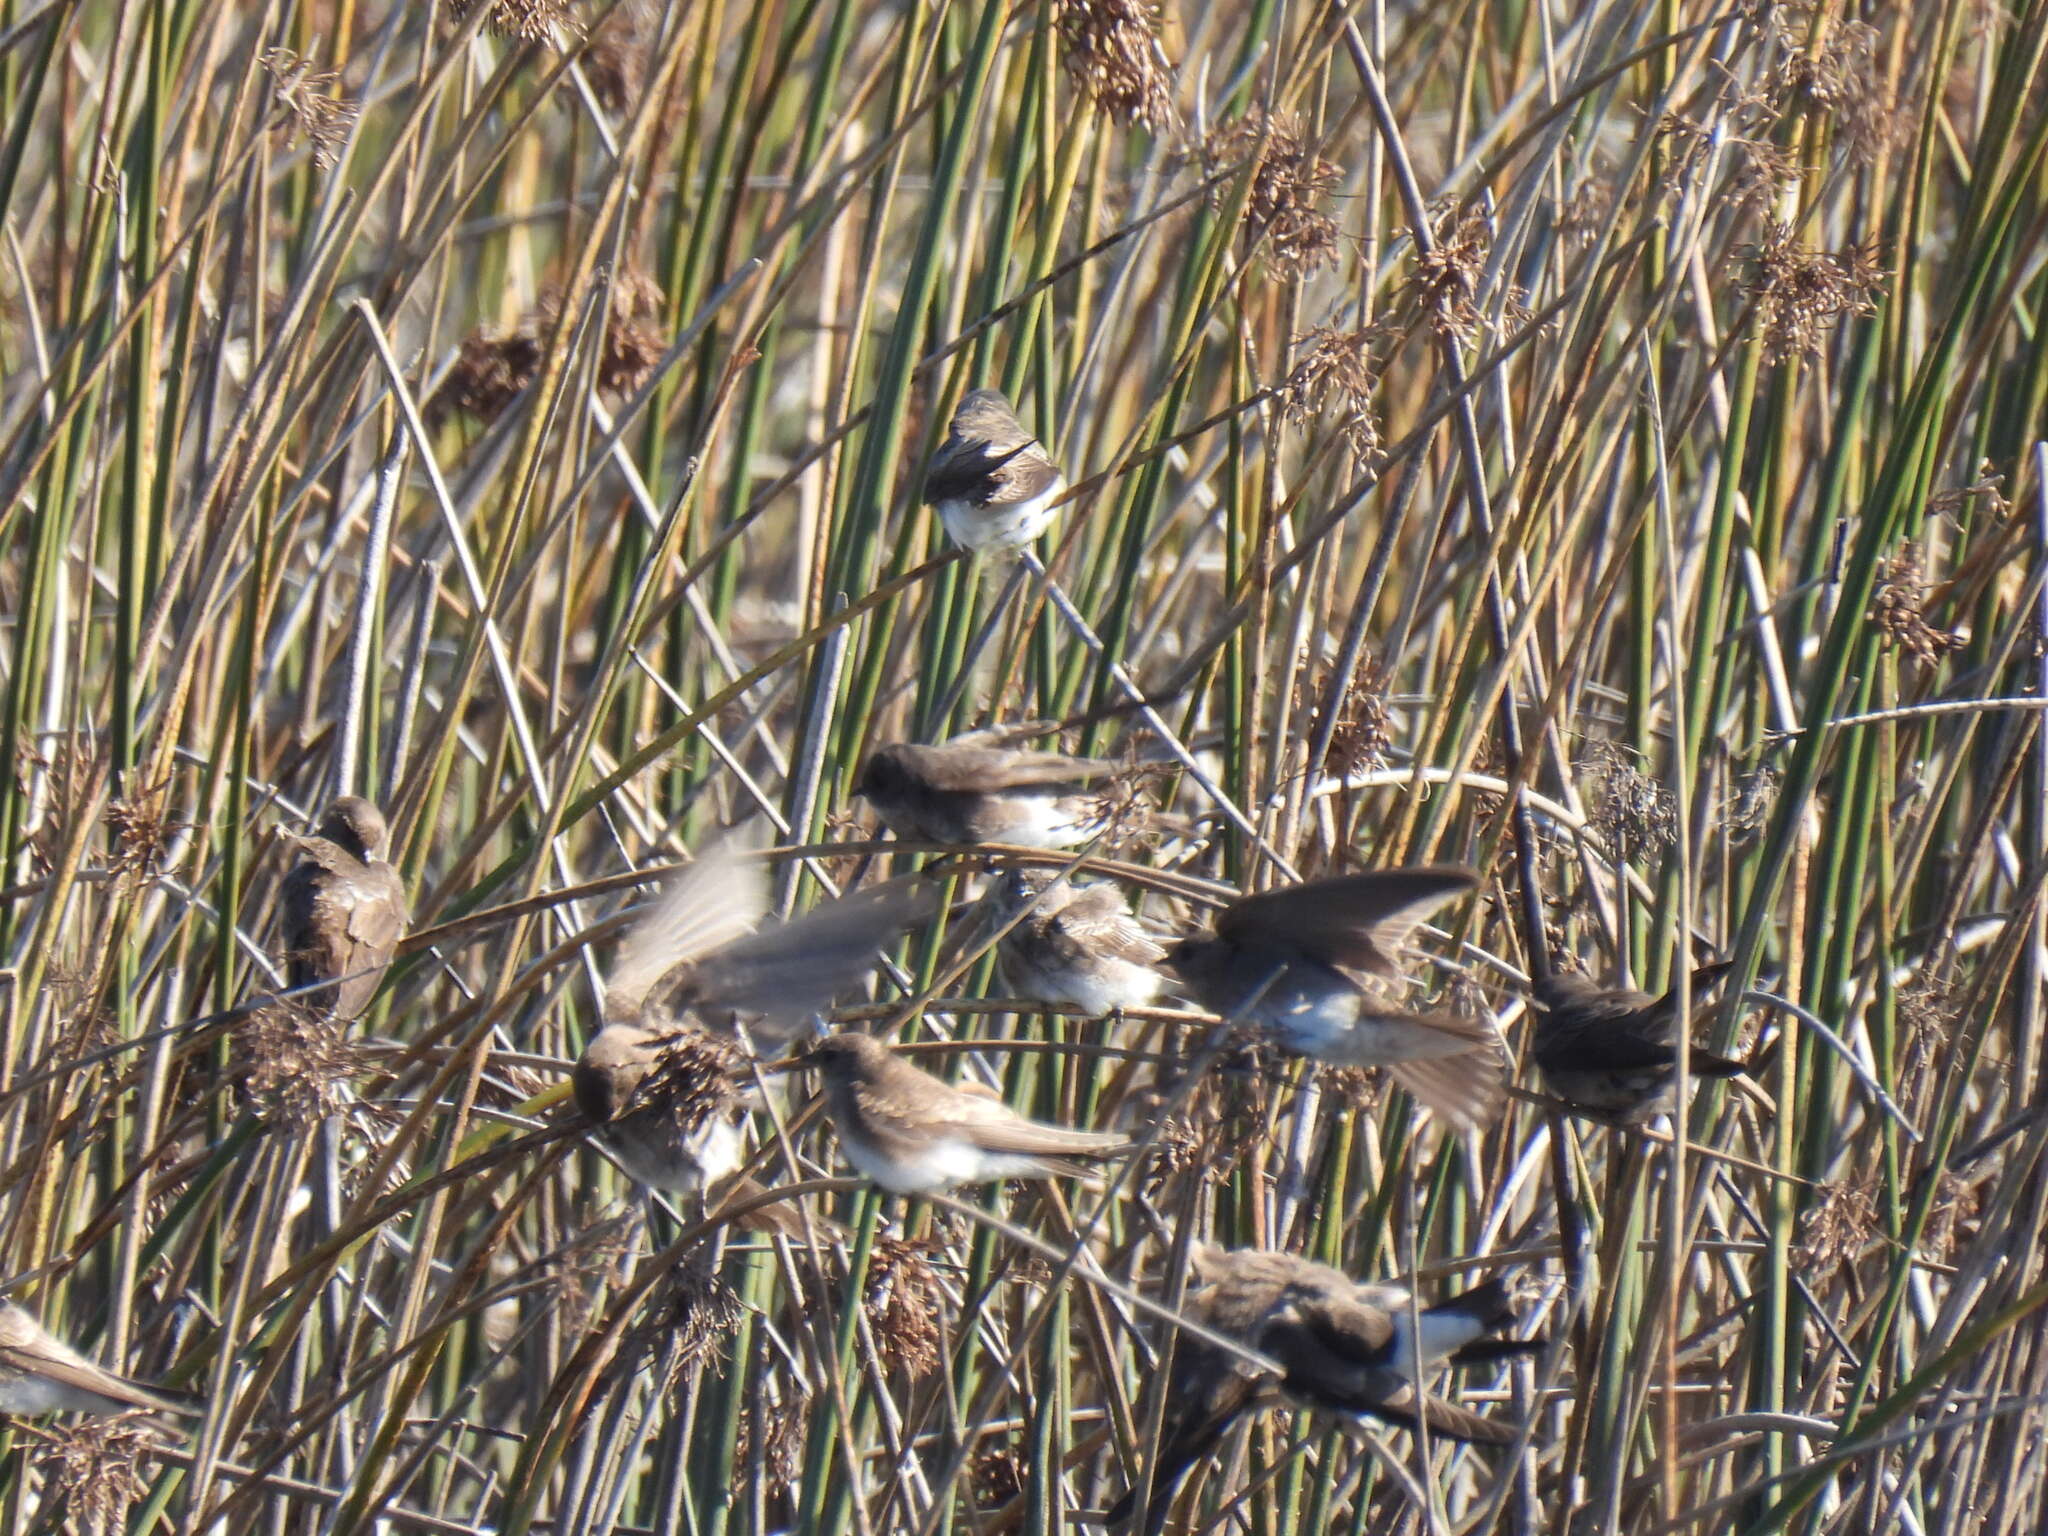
[1795,1176,1878,1281]
[37,1417,155,1530]
[237,1004,367,1125]
[1054,0,1174,127]
[1281,326,1382,461]
[1205,111,1343,276]
[863,1236,945,1380]
[105,773,180,881]
[1745,219,1884,364]
[261,47,357,171]
[1294,652,1392,779]
[439,329,546,423]
[1409,204,1492,341]
[1578,740,1677,850]
[447,0,574,43]
[1869,543,1963,666]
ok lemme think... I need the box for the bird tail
[1104,1374,1260,1532]
[1449,1336,1547,1366]
[1390,1038,1507,1132]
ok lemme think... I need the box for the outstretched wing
[1217,868,1478,976]
[688,880,929,1045]
[605,837,769,1022]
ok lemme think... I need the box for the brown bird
[983,867,1166,1016]
[809,1032,1130,1194]
[923,388,1065,555]
[1163,868,1505,1130]
[1111,1247,1539,1529]
[1529,963,1755,1124]
[278,796,409,1020]
[574,839,927,1200]
[0,1301,197,1419]
[853,735,1125,849]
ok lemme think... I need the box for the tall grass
[0,0,2044,1531]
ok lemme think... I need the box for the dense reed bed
[1,0,2045,1531]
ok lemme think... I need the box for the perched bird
[0,1300,197,1419]
[1111,1247,1538,1529]
[984,868,1166,1017]
[574,840,926,1199]
[1529,962,1754,1124]
[278,796,409,1020]
[809,1031,1131,1194]
[854,736,1125,849]
[922,388,1065,555]
[1163,868,1504,1130]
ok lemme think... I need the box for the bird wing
[1057,886,1168,964]
[943,1111,1130,1160]
[904,743,1116,791]
[1387,1027,1508,1130]
[924,436,1061,509]
[605,838,769,1022]
[686,880,928,1046]
[0,1312,188,1416]
[1216,868,1478,976]
[1268,1290,1394,1374]
[342,865,409,962]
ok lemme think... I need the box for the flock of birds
[0,389,1771,1527]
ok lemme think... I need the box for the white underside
[997,794,1104,851]
[0,1374,118,1415]
[935,481,1064,554]
[1265,994,1473,1063]
[1384,1308,1489,1376]
[841,1129,1044,1194]
[1024,960,1162,1016]
[607,1117,744,1193]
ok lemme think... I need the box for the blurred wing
[688,880,928,1044]
[1388,1029,1508,1131]
[1217,868,1479,976]
[606,838,769,1020]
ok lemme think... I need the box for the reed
[0,0,2041,1532]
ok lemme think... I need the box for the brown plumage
[810,1032,1131,1194]
[574,839,926,1200]
[1530,963,1754,1124]
[922,388,1065,554]
[1164,867,1506,1130]
[1111,1247,1539,1529]
[853,735,1125,848]
[0,1301,197,1419]
[278,796,409,1020]
[985,868,1166,1016]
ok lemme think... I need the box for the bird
[574,838,927,1200]
[1162,867,1505,1130]
[0,1300,197,1419]
[922,388,1065,555]
[808,1031,1131,1194]
[853,735,1127,849]
[1110,1247,1539,1529]
[278,795,410,1020]
[1529,962,1756,1124]
[982,867,1166,1017]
